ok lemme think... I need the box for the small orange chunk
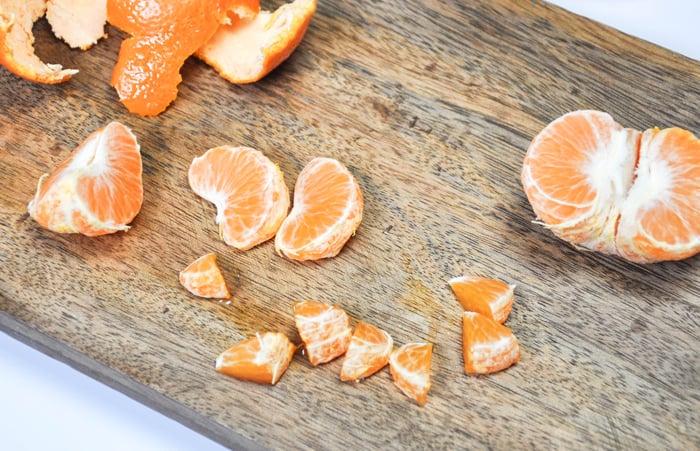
[179,253,231,299]
[293,301,351,365]
[389,342,433,406]
[340,322,393,382]
[449,275,515,324]
[216,332,297,385]
[462,311,520,375]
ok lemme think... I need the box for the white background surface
[1,3,697,451]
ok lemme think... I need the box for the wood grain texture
[1,1,698,449]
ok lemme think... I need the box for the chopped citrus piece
[47,0,107,50]
[275,158,363,261]
[448,275,515,324]
[107,0,242,116]
[462,311,520,375]
[0,0,78,83]
[522,110,700,263]
[27,122,143,236]
[196,0,316,84]
[293,301,351,366]
[340,322,393,382]
[179,253,231,299]
[389,342,433,406]
[216,332,297,385]
[188,146,289,250]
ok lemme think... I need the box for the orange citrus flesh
[216,332,297,385]
[179,253,231,299]
[340,321,393,382]
[196,0,316,84]
[462,311,520,375]
[522,110,699,263]
[293,301,352,366]
[275,157,363,261]
[47,0,108,50]
[389,342,433,406]
[0,0,78,83]
[107,0,240,116]
[448,275,515,324]
[27,122,143,236]
[188,146,289,251]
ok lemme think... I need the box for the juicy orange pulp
[179,253,232,299]
[28,122,143,236]
[389,342,433,406]
[216,332,297,384]
[462,311,520,375]
[449,275,515,324]
[340,321,393,382]
[293,301,352,366]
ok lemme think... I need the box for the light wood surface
[1,1,698,449]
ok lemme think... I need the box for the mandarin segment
[275,157,363,261]
[462,311,520,375]
[0,0,78,83]
[449,275,515,324]
[27,122,143,236]
[389,342,433,406]
[522,110,699,263]
[293,301,352,366]
[340,322,393,382]
[216,332,297,385]
[196,0,316,84]
[188,146,289,250]
[179,253,231,299]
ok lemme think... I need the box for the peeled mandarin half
[448,275,515,324]
[340,321,393,382]
[179,253,231,299]
[196,0,316,84]
[275,157,363,261]
[0,0,78,83]
[188,146,289,251]
[27,122,143,236]
[47,0,108,50]
[216,332,297,385]
[462,311,520,375]
[522,110,700,263]
[293,301,352,366]
[389,342,433,406]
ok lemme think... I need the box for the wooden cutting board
[1,1,698,449]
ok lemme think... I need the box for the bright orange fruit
[107,0,240,116]
[275,158,363,261]
[340,321,393,382]
[188,146,289,250]
[522,110,700,263]
[389,342,433,406]
[196,0,316,84]
[27,122,143,236]
[47,0,108,50]
[179,253,231,299]
[293,301,352,366]
[216,332,297,385]
[0,0,78,83]
[448,275,515,324]
[462,311,520,375]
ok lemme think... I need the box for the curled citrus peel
[0,0,78,83]
[107,0,247,116]
[196,0,316,84]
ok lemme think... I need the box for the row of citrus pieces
[0,0,317,116]
[27,122,363,264]
[214,300,434,405]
